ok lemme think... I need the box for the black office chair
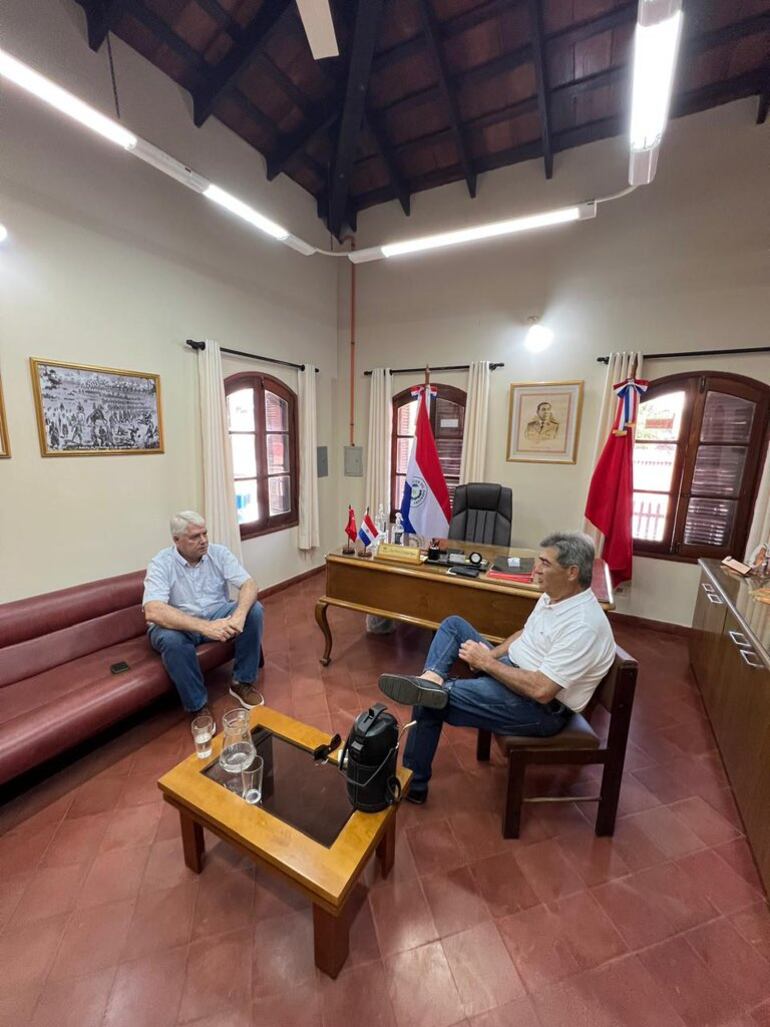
[448,483,512,547]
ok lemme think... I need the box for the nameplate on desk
[374,543,423,564]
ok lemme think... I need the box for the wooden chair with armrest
[476,644,638,838]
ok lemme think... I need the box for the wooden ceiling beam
[193,0,241,36]
[328,0,386,236]
[81,0,132,52]
[353,68,765,211]
[267,99,341,180]
[758,92,769,125]
[417,0,476,197]
[364,110,411,215]
[526,0,553,179]
[192,0,293,126]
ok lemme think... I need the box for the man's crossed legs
[149,600,264,717]
[381,615,569,801]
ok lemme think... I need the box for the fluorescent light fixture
[203,184,289,241]
[296,0,339,59]
[628,0,683,185]
[375,204,595,259]
[132,139,209,192]
[0,224,7,244]
[524,318,553,353]
[0,47,137,149]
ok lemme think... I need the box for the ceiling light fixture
[348,203,597,263]
[524,317,553,353]
[0,47,137,150]
[628,0,683,185]
[0,224,8,244]
[203,184,289,241]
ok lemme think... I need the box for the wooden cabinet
[690,561,770,895]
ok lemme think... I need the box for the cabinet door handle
[702,583,715,593]
[706,593,724,605]
[729,630,751,647]
[739,649,763,669]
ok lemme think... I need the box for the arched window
[391,383,466,518]
[633,372,769,560]
[225,372,298,539]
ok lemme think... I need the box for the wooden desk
[315,540,613,665]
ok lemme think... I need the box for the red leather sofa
[0,570,233,786]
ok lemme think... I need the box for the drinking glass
[191,714,215,759]
[219,708,256,774]
[242,755,264,805]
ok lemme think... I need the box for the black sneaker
[378,674,448,709]
[405,787,428,805]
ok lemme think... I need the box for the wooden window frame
[390,383,467,519]
[225,371,299,541]
[633,371,770,563]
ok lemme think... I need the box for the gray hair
[170,510,206,538]
[539,531,595,589]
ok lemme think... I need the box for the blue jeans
[402,615,570,792]
[149,601,263,712]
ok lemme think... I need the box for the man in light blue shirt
[143,510,264,720]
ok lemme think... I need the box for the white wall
[338,100,770,626]
[0,0,338,602]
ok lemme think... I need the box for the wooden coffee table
[158,706,411,978]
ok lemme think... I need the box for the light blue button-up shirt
[142,544,250,618]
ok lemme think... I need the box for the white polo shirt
[508,589,615,712]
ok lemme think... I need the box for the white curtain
[298,365,320,550]
[583,351,644,551]
[365,368,392,518]
[459,360,490,484]
[197,340,243,560]
[745,446,770,561]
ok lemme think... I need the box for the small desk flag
[358,509,378,548]
[345,506,357,543]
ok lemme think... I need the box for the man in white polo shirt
[143,511,264,722]
[379,532,615,804]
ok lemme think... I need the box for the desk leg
[315,600,333,666]
[179,812,204,873]
[313,903,350,979]
[376,817,396,879]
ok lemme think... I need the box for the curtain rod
[364,362,504,376]
[186,339,319,372]
[597,346,770,365]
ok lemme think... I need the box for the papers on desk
[486,555,536,584]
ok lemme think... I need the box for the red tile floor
[1,574,769,1027]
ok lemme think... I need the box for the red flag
[585,378,649,587]
[345,506,357,543]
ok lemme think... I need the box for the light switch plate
[344,445,363,477]
[316,446,328,478]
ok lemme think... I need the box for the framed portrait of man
[507,381,584,464]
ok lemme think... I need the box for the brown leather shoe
[229,682,264,709]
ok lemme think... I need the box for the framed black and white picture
[30,358,164,457]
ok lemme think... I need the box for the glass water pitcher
[219,708,256,774]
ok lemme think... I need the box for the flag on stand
[584,377,649,587]
[345,506,357,544]
[358,508,378,548]
[400,386,452,539]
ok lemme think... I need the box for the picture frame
[30,358,164,457]
[507,380,584,464]
[0,374,10,458]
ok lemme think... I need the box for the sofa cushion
[0,637,233,785]
[0,571,146,647]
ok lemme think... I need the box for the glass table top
[203,727,352,848]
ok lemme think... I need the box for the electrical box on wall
[344,446,363,477]
[316,446,328,478]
